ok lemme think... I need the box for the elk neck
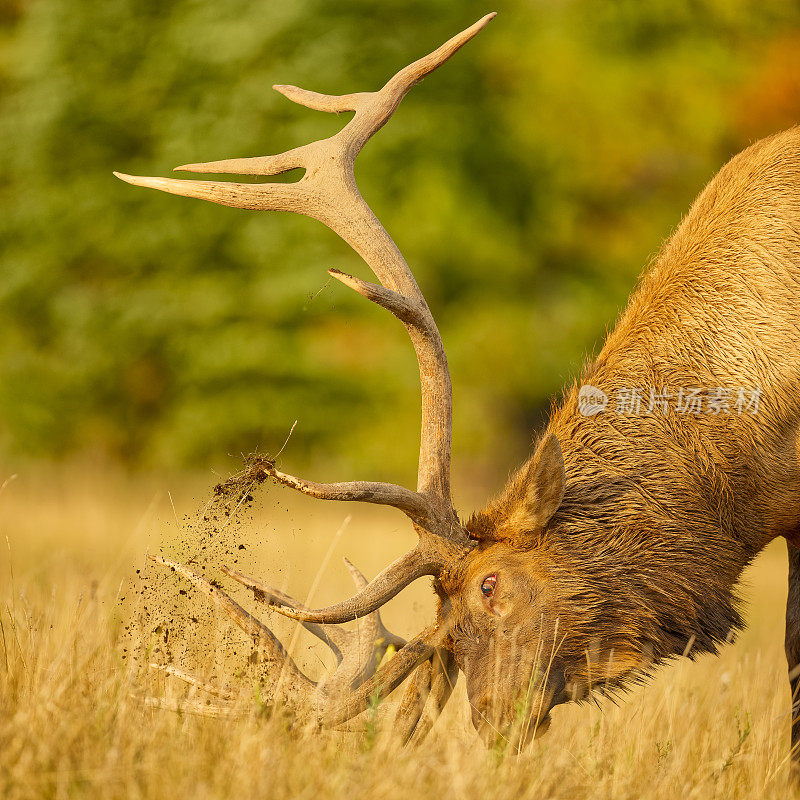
[540,126,800,669]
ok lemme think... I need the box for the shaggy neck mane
[542,372,760,679]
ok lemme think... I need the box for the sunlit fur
[439,126,800,750]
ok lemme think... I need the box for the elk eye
[480,574,497,598]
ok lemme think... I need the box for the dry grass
[1,463,798,799]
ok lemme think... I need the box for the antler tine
[392,657,433,743]
[391,649,460,747]
[147,554,313,690]
[371,12,497,129]
[262,462,437,529]
[220,564,345,657]
[386,13,497,90]
[113,172,301,212]
[407,649,459,746]
[174,144,311,177]
[148,662,238,702]
[342,556,369,591]
[327,269,428,328]
[270,86,371,114]
[139,696,239,718]
[319,557,408,693]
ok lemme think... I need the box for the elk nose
[472,695,509,749]
[470,695,492,731]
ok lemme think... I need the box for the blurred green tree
[1,0,799,489]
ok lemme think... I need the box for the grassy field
[1,463,798,799]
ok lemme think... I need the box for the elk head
[116,12,584,750]
[440,432,569,749]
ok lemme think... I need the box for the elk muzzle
[467,666,565,751]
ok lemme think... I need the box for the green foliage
[1,0,799,478]
[362,680,383,751]
[718,708,752,774]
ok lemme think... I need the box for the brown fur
[440,127,800,751]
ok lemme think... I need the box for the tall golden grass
[1,464,798,799]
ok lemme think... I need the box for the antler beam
[115,12,495,532]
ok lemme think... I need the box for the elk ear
[468,433,565,547]
[521,432,565,530]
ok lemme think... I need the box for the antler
[147,553,448,733]
[118,13,493,726]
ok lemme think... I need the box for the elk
[117,14,800,755]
